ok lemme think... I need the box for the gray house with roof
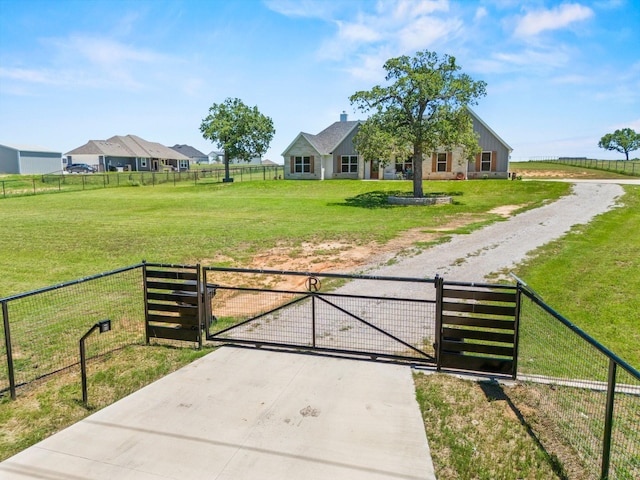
[283,109,512,181]
[282,112,361,180]
[66,135,190,172]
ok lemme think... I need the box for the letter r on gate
[306,277,321,292]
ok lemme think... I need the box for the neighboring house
[66,135,190,172]
[261,159,279,166]
[282,109,512,180]
[282,112,362,180]
[169,144,208,164]
[207,150,262,165]
[0,143,62,174]
[208,151,224,164]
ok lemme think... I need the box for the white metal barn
[0,143,63,174]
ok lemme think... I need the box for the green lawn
[0,179,567,297]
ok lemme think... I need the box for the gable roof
[169,144,207,158]
[66,135,189,160]
[467,108,513,152]
[282,120,361,156]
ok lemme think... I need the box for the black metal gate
[203,267,437,365]
[144,265,521,377]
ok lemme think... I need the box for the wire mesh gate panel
[143,263,204,347]
[435,278,519,376]
[203,267,437,364]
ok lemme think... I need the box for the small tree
[350,50,486,197]
[598,128,640,161]
[200,98,275,181]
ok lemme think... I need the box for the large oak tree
[200,98,275,182]
[350,50,486,197]
[598,128,640,161]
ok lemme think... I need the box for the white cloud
[337,21,381,43]
[514,3,594,37]
[263,0,338,19]
[398,16,463,51]
[474,7,488,21]
[313,0,460,79]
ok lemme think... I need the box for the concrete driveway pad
[1,346,435,479]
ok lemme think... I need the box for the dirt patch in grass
[214,214,486,276]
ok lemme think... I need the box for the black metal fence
[0,165,285,199]
[1,263,638,479]
[516,282,639,480]
[545,158,640,177]
[1,264,146,399]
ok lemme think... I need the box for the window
[140,158,148,168]
[341,155,358,173]
[436,153,447,172]
[179,159,189,170]
[294,156,311,173]
[481,152,492,171]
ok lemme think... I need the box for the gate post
[142,260,150,345]
[434,275,444,371]
[512,282,523,380]
[2,300,16,400]
[196,263,202,349]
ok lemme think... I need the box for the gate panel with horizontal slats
[143,263,202,347]
[436,277,519,376]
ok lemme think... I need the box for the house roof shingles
[170,144,207,158]
[297,120,361,155]
[66,135,189,160]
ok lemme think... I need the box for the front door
[370,160,380,179]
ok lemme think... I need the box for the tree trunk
[412,143,424,198]
[224,150,230,181]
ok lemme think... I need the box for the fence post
[2,181,5,198]
[512,282,523,380]
[601,358,617,480]
[311,294,316,348]
[434,275,443,371]
[142,261,150,345]
[2,301,16,400]
[33,178,36,195]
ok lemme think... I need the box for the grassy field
[1,171,638,477]
[510,183,640,367]
[509,160,637,179]
[0,178,568,296]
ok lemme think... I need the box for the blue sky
[1,0,638,162]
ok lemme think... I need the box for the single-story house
[0,143,62,174]
[66,135,190,172]
[282,109,512,180]
[169,144,208,164]
[282,112,361,180]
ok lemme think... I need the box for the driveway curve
[366,181,626,283]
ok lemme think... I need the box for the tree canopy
[598,128,640,161]
[200,98,275,181]
[350,50,486,197]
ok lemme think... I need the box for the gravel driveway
[366,181,626,284]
